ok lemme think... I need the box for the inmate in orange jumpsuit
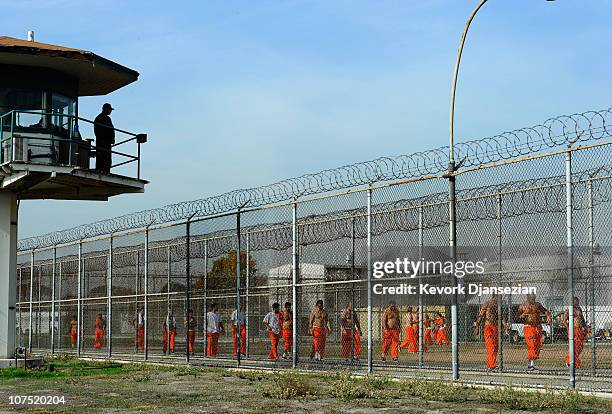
[186,315,196,354]
[341,328,362,359]
[435,317,450,345]
[483,324,499,369]
[382,328,400,359]
[132,315,144,352]
[70,321,78,348]
[524,325,543,361]
[424,326,434,346]
[282,308,292,353]
[565,327,585,368]
[94,316,105,349]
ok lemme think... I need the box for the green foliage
[197,250,258,291]
[261,371,316,399]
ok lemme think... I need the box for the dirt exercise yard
[0,357,611,413]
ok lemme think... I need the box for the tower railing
[0,110,146,180]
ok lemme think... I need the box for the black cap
[103,103,114,110]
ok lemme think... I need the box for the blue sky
[4,0,612,238]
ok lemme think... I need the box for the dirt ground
[1,358,611,414]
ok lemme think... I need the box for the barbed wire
[17,107,612,251]
[26,164,612,272]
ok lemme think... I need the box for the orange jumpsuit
[232,324,246,356]
[382,328,400,359]
[424,326,434,346]
[282,309,292,352]
[70,322,78,347]
[400,323,419,353]
[312,327,327,357]
[483,324,498,369]
[524,325,543,361]
[94,317,105,349]
[132,315,144,351]
[206,333,219,356]
[282,328,292,352]
[187,317,196,353]
[435,317,450,345]
[268,330,280,360]
[565,327,585,368]
[163,316,176,354]
[341,328,361,358]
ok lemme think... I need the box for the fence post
[350,216,356,362]
[51,246,56,355]
[566,149,575,388]
[77,241,82,357]
[204,239,208,358]
[108,235,113,358]
[28,251,34,353]
[135,250,140,354]
[292,201,298,368]
[496,194,503,372]
[57,261,62,351]
[367,188,373,374]
[185,218,192,364]
[588,179,596,376]
[236,210,242,368]
[37,266,41,350]
[418,206,424,368]
[18,266,22,348]
[246,232,251,359]
[144,228,149,361]
[449,166,459,380]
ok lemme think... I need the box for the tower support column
[0,191,18,359]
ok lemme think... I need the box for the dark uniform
[94,112,115,173]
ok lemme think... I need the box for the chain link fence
[14,125,612,390]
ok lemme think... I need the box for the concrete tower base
[0,191,17,359]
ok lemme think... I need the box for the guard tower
[0,34,147,360]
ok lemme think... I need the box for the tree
[195,250,258,291]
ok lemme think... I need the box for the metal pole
[144,229,149,360]
[77,241,82,356]
[51,247,56,355]
[204,240,208,358]
[58,261,62,350]
[135,250,140,353]
[167,246,171,314]
[18,267,22,348]
[186,219,192,363]
[588,180,596,376]
[496,194,503,371]
[350,217,356,362]
[449,168,459,380]
[367,188,373,374]
[236,211,242,367]
[108,236,113,357]
[566,150,575,388]
[292,202,298,368]
[449,0,488,158]
[417,207,424,367]
[246,232,251,358]
[28,251,34,353]
[37,267,41,350]
[449,0,490,383]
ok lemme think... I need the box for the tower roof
[0,36,139,96]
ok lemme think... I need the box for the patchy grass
[260,371,317,399]
[0,357,611,413]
